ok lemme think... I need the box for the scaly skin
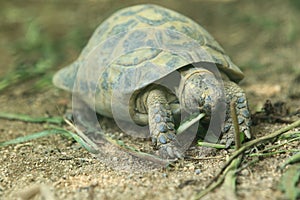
[220,81,251,146]
[146,87,182,159]
[140,66,251,159]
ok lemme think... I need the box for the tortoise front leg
[220,81,252,146]
[146,88,183,159]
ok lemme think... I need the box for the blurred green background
[0,0,299,93]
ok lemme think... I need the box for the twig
[194,155,242,199]
[207,119,300,188]
[63,118,100,153]
[194,99,244,199]
[185,155,225,161]
[249,136,300,157]
[230,100,241,150]
[250,149,299,157]
[194,118,300,199]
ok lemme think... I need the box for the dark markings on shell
[119,4,149,16]
[166,56,180,69]
[123,30,147,52]
[109,19,138,36]
[114,48,163,67]
[100,71,109,90]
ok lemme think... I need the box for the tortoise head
[178,65,226,121]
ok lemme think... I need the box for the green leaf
[279,163,300,200]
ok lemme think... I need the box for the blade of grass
[194,100,243,199]
[194,155,242,199]
[177,113,205,134]
[0,129,66,147]
[0,127,97,153]
[194,119,300,199]
[279,163,300,200]
[221,156,242,200]
[197,141,227,149]
[281,152,300,168]
[0,112,64,124]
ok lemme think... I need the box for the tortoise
[53,4,251,159]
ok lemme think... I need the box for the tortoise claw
[158,143,183,159]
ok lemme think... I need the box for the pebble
[112,157,119,162]
[195,169,201,175]
[240,169,250,176]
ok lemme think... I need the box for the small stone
[112,157,119,162]
[195,169,201,175]
[240,169,250,176]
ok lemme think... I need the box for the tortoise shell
[53,4,244,119]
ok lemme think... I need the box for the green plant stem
[197,141,226,149]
